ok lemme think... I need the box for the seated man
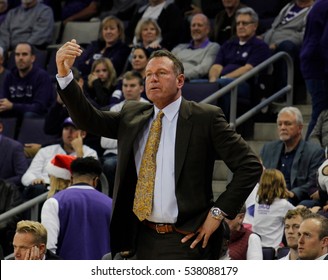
[208,7,271,118]
[0,43,55,119]
[101,70,149,198]
[298,213,328,260]
[21,117,98,199]
[171,13,220,81]
[0,0,54,52]
[41,157,112,260]
[260,106,325,206]
[11,220,60,260]
[279,207,311,260]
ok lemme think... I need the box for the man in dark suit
[260,106,325,206]
[11,220,61,260]
[56,39,262,259]
[0,118,28,187]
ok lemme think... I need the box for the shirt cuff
[56,70,73,90]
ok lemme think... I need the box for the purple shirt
[213,36,271,76]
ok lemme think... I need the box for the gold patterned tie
[133,110,164,221]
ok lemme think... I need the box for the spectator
[11,220,61,260]
[21,117,98,200]
[300,0,328,139]
[208,7,271,118]
[298,213,328,260]
[125,0,184,51]
[260,106,325,206]
[45,154,76,199]
[127,46,152,79]
[171,13,220,81]
[0,118,28,186]
[133,18,162,50]
[225,204,263,260]
[85,57,117,109]
[309,109,328,149]
[0,46,9,98]
[0,42,55,119]
[0,0,54,52]
[75,15,131,79]
[41,157,112,260]
[212,0,246,45]
[101,71,149,197]
[252,168,295,249]
[279,207,311,260]
[111,46,151,104]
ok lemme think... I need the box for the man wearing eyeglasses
[208,7,271,118]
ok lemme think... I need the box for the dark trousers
[135,222,226,260]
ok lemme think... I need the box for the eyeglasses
[236,21,254,26]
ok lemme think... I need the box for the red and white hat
[45,154,76,180]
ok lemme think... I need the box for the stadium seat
[181,82,219,104]
[17,118,57,146]
[262,247,276,260]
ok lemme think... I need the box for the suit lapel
[175,99,193,184]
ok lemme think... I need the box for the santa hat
[45,154,76,180]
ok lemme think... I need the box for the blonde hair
[257,169,289,205]
[47,175,70,198]
[88,57,117,89]
[134,18,162,44]
[16,220,47,245]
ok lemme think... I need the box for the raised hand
[56,39,82,77]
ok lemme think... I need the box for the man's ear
[81,130,87,139]
[39,243,46,256]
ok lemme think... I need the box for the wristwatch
[210,207,225,221]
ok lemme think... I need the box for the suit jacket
[58,80,263,255]
[0,135,28,186]
[260,139,325,202]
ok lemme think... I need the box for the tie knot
[157,110,164,120]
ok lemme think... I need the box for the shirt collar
[188,38,210,49]
[154,96,181,122]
